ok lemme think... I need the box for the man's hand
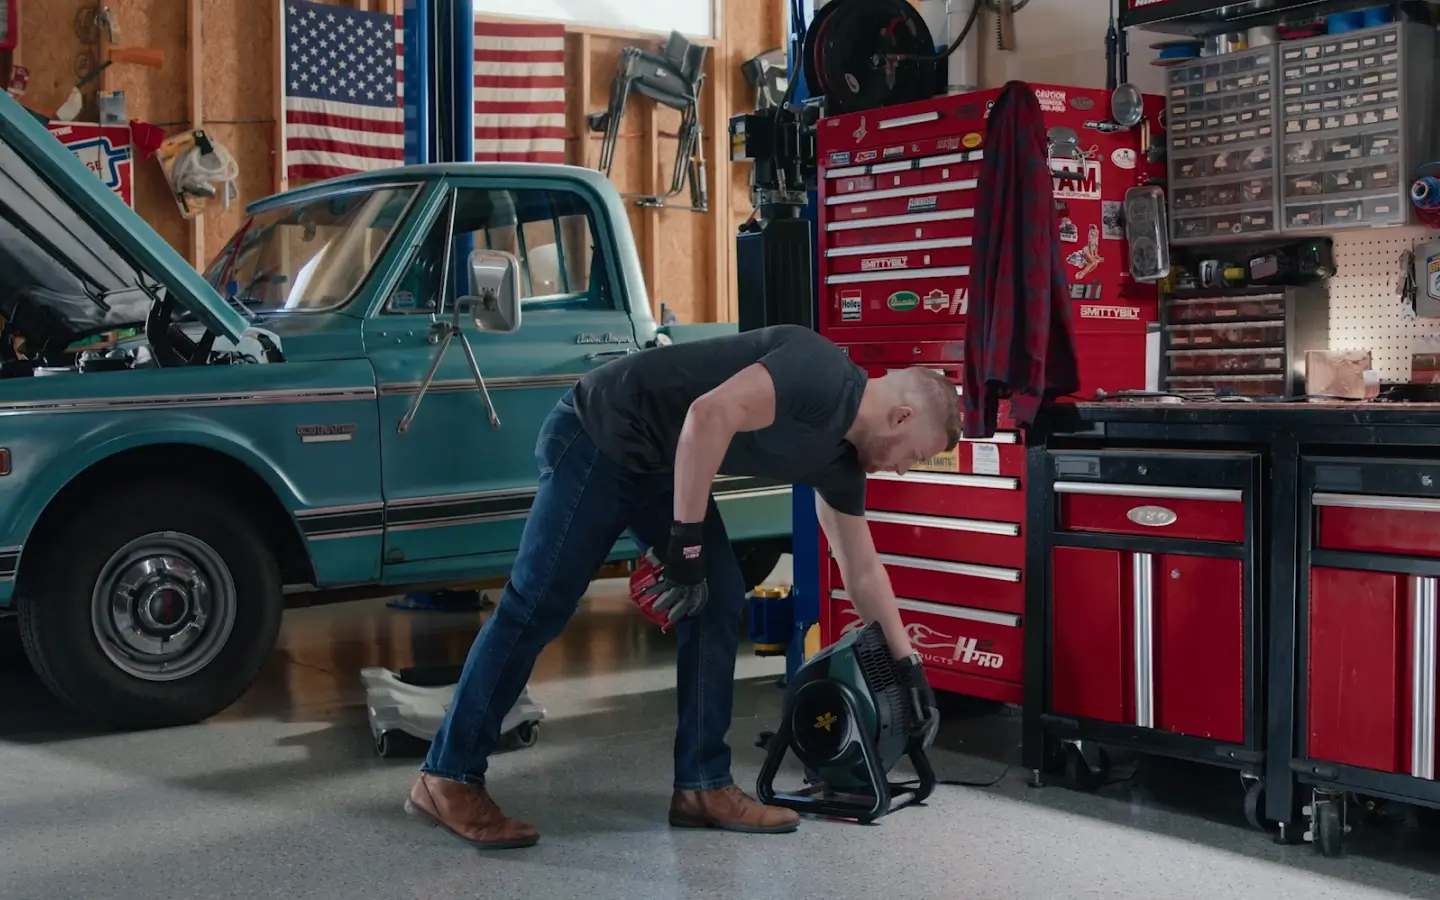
[895,653,940,748]
[815,495,915,660]
[644,521,709,624]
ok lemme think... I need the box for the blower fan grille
[853,622,915,738]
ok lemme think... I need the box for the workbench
[1023,400,1440,850]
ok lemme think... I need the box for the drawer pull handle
[869,471,1020,491]
[825,178,978,207]
[1126,505,1178,528]
[826,265,970,287]
[830,589,1020,627]
[1054,481,1242,503]
[1413,576,1438,781]
[879,110,941,130]
[865,509,1020,536]
[1314,492,1440,514]
[875,551,1021,583]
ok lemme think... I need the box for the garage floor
[2,580,1439,900]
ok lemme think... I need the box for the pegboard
[1328,225,1440,381]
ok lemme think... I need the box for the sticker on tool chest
[1052,159,1101,200]
[887,291,920,312]
[922,289,950,313]
[1101,201,1124,240]
[972,443,1001,477]
[840,291,862,322]
[912,446,961,473]
[1059,217,1079,243]
[1080,304,1138,319]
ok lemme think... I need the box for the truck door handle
[585,348,637,361]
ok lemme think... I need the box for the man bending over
[405,323,959,848]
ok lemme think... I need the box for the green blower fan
[755,621,936,823]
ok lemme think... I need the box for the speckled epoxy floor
[2,580,1439,900]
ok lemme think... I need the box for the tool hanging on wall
[983,0,1028,51]
[52,45,163,121]
[156,129,239,220]
[587,30,709,213]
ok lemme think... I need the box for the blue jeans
[422,393,747,791]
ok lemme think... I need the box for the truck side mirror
[463,249,522,333]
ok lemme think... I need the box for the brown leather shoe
[669,784,800,834]
[405,773,540,849]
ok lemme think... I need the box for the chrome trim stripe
[387,511,530,532]
[1314,492,1440,514]
[1054,481,1243,503]
[830,588,1019,627]
[378,374,580,396]
[295,502,385,518]
[865,509,1019,537]
[387,487,535,508]
[919,150,983,168]
[713,487,792,501]
[823,150,981,179]
[962,431,1018,445]
[1134,553,1155,730]
[0,386,376,416]
[306,528,384,542]
[1414,576,1437,780]
[868,471,1020,491]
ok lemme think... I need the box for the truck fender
[3,415,309,569]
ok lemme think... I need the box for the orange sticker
[962,132,983,149]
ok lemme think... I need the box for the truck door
[363,176,639,574]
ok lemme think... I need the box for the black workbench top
[1033,400,1440,446]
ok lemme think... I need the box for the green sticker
[887,290,920,312]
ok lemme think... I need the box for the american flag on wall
[282,0,404,181]
[473,20,567,164]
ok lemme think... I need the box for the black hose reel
[802,0,941,116]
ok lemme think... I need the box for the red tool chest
[1298,458,1440,784]
[1039,449,1265,765]
[813,84,1163,704]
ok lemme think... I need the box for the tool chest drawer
[1056,483,1247,543]
[826,178,979,223]
[1049,450,1255,543]
[1310,458,1440,559]
[866,471,1026,523]
[825,239,973,276]
[822,590,1023,684]
[827,153,983,196]
[865,509,1024,570]
[828,552,1024,616]
[825,210,976,249]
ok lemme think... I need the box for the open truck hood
[0,92,248,345]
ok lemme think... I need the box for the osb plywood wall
[10,0,786,324]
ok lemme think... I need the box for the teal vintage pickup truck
[0,93,790,728]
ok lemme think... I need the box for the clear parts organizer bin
[1166,45,1281,245]
[1277,22,1437,233]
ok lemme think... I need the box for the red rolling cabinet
[811,84,1165,704]
[1294,458,1440,812]
[1031,448,1266,788]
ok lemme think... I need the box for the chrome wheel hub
[91,533,237,682]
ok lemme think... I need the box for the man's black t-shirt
[572,324,869,516]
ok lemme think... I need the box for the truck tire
[734,539,787,593]
[16,479,283,729]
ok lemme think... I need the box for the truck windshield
[203,185,418,313]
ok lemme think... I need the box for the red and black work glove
[643,521,709,625]
[895,653,940,749]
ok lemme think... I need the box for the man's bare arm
[672,363,778,524]
[815,493,914,660]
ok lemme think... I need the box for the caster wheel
[1244,781,1266,832]
[374,731,392,758]
[504,722,540,750]
[1314,799,1345,857]
[1064,744,1111,792]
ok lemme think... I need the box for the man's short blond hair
[897,367,962,450]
